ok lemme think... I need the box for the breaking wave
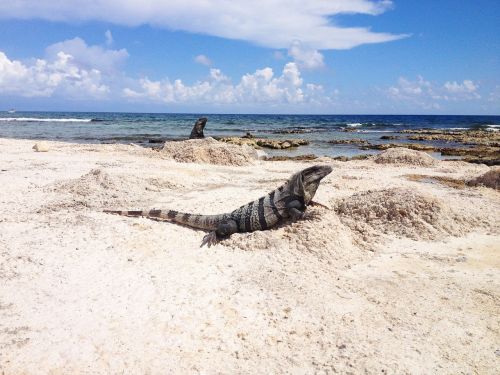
[0,117,94,123]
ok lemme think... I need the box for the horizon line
[2,110,499,117]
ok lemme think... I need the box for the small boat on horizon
[7,109,16,113]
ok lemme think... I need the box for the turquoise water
[0,112,498,157]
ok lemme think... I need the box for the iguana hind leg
[200,219,238,248]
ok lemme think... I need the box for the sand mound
[467,168,500,190]
[222,209,368,267]
[373,147,438,167]
[283,210,367,264]
[335,188,476,242]
[161,137,256,166]
[41,169,161,211]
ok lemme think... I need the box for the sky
[0,0,499,114]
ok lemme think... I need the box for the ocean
[1,112,498,158]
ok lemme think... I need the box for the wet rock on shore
[217,137,309,149]
[401,129,500,147]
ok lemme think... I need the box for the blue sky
[0,0,498,114]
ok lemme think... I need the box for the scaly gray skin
[189,117,208,139]
[104,164,332,247]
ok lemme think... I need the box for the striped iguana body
[104,165,332,247]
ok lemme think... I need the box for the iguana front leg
[286,199,306,220]
[200,219,238,248]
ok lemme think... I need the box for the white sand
[0,138,499,374]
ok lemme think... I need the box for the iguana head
[289,164,333,204]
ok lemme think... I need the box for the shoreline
[3,125,498,164]
[0,137,499,374]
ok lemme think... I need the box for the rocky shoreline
[210,128,499,165]
[359,129,500,165]
[115,117,500,165]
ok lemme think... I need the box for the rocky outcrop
[457,156,500,166]
[401,129,500,147]
[333,154,371,162]
[329,139,368,145]
[218,137,309,149]
[271,129,310,134]
[361,143,436,152]
[439,146,499,157]
[359,142,499,165]
[265,154,317,161]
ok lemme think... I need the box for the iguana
[189,117,208,139]
[104,164,332,247]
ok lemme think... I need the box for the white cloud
[288,40,324,70]
[0,51,109,98]
[105,30,113,45]
[488,85,500,103]
[123,62,330,106]
[0,39,128,98]
[45,37,128,74]
[0,36,331,107]
[0,1,405,50]
[443,80,480,99]
[444,80,476,93]
[388,76,432,99]
[194,54,212,66]
[387,76,481,109]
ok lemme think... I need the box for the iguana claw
[309,200,330,209]
[200,231,218,248]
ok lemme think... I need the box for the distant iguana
[189,117,208,139]
[104,165,332,247]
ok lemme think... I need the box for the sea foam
[0,117,92,122]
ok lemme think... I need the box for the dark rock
[329,139,368,145]
[218,137,309,149]
[265,154,317,161]
[439,146,499,157]
[256,139,309,149]
[361,143,436,152]
[271,129,308,134]
[340,127,359,133]
[350,154,371,160]
[189,117,208,139]
[148,138,166,143]
[242,132,255,139]
[333,154,371,162]
[333,156,349,162]
[458,157,500,166]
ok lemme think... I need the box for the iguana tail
[103,209,226,231]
